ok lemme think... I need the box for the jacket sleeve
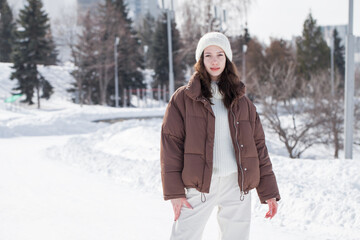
[160,92,186,200]
[253,111,281,204]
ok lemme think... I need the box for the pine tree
[137,12,155,68]
[87,0,145,106]
[44,28,58,65]
[152,12,185,89]
[0,0,15,62]
[69,0,144,107]
[10,0,55,107]
[296,13,330,80]
[333,29,345,81]
[70,10,100,105]
[107,0,145,106]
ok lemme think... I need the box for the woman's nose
[211,58,218,65]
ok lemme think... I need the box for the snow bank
[46,119,163,193]
[46,117,360,240]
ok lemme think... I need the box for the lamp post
[344,0,355,159]
[114,36,120,108]
[161,0,175,98]
[242,44,247,84]
[166,8,174,98]
[326,35,335,97]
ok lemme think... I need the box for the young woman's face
[203,45,226,81]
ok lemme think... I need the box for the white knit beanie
[195,32,232,62]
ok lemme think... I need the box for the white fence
[122,84,169,108]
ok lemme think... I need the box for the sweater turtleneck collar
[211,80,223,99]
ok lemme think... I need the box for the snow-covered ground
[1,62,360,240]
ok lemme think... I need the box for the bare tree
[95,2,118,105]
[354,66,360,146]
[254,61,324,158]
[70,9,100,106]
[308,70,344,158]
[52,7,79,62]
[177,1,203,70]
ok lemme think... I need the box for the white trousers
[170,172,251,240]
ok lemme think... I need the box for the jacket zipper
[199,97,209,196]
[230,107,245,201]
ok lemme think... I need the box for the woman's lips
[210,67,220,71]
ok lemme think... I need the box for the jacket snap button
[236,121,239,124]
[240,144,244,147]
[244,168,247,171]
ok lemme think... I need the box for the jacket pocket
[238,121,258,158]
[242,157,260,190]
[182,153,204,187]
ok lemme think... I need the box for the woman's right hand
[170,198,193,221]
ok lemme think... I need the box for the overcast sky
[172,0,360,43]
[246,0,360,43]
[7,0,360,44]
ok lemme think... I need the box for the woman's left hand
[265,198,278,219]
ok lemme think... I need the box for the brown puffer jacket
[160,73,280,204]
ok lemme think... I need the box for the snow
[1,62,360,239]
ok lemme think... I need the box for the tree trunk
[36,83,40,109]
[77,77,83,107]
[333,118,339,159]
[99,67,106,105]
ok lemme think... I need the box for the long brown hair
[194,53,245,109]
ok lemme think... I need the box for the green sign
[4,94,23,103]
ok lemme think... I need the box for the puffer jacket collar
[184,73,203,101]
[185,72,246,107]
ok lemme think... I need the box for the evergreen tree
[70,10,100,105]
[296,13,330,80]
[137,12,155,68]
[113,0,144,105]
[333,29,345,81]
[44,28,58,65]
[69,0,144,107]
[102,0,144,106]
[152,12,185,89]
[10,0,55,107]
[0,0,15,62]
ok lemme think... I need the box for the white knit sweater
[210,80,238,177]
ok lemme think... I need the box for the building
[321,24,360,64]
[131,0,160,26]
[77,0,160,26]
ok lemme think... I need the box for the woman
[160,32,280,240]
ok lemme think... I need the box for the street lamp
[114,36,120,108]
